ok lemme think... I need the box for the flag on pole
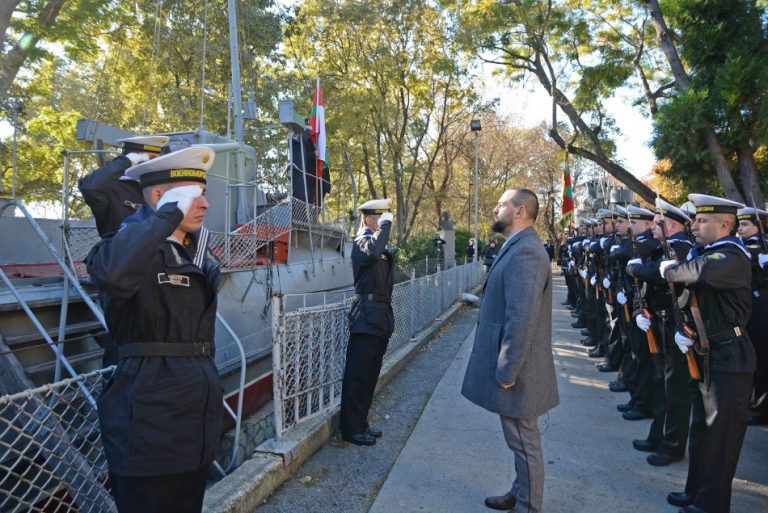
[309,78,326,179]
[559,152,575,228]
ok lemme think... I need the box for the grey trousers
[500,415,544,513]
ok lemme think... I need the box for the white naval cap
[358,198,391,215]
[117,135,170,154]
[655,197,691,224]
[688,194,745,215]
[737,207,768,222]
[679,201,697,218]
[614,206,629,219]
[125,146,215,188]
[598,208,620,220]
[627,205,655,221]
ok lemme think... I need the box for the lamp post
[470,119,481,262]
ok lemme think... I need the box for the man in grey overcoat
[462,189,559,513]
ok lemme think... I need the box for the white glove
[157,184,203,216]
[590,275,597,286]
[627,258,642,266]
[610,245,620,253]
[674,331,694,354]
[616,291,627,305]
[603,277,611,289]
[659,259,678,278]
[378,212,393,226]
[759,253,768,268]
[125,152,150,166]
[579,268,587,279]
[635,314,651,332]
[568,260,574,270]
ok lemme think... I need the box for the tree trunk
[0,0,67,104]
[737,145,765,208]
[0,0,22,48]
[644,0,744,202]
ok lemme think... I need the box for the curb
[202,285,481,513]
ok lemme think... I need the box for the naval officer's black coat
[86,203,222,477]
[78,155,143,238]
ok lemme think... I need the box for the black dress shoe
[597,363,618,372]
[609,381,629,393]
[570,312,579,318]
[588,347,606,358]
[366,426,382,438]
[484,492,516,511]
[632,439,659,452]
[580,328,590,336]
[647,451,684,466]
[622,408,652,421]
[580,337,598,347]
[342,433,377,446]
[616,401,634,412]
[571,321,586,328]
[667,492,694,507]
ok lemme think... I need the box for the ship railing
[0,367,117,513]
[268,258,484,443]
[208,198,345,271]
[0,199,108,389]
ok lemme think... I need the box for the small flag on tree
[559,153,575,228]
[309,78,326,180]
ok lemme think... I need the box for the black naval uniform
[666,238,756,513]
[79,155,144,366]
[743,233,768,423]
[87,203,222,513]
[78,155,143,238]
[340,220,395,439]
[627,232,692,459]
[609,229,658,415]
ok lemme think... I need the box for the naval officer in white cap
[79,135,170,239]
[79,135,171,366]
[661,194,754,513]
[86,146,222,513]
[340,198,394,446]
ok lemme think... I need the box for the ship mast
[227,0,249,223]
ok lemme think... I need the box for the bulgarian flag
[309,78,326,180]
[559,152,575,228]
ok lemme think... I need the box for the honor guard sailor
[340,198,395,446]
[86,146,222,513]
[626,198,693,466]
[736,207,768,425]
[662,194,755,513]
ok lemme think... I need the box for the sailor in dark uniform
[663,194,755,513]
[736,207,768,425]
[79,135,170,238]
[86,146,222,513]
[626,199,693,466]
[79,135,170,366]
[340,198,395,446]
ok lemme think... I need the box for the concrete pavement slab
[368,276,768,513]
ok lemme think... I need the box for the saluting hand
[158,185,203,216]
[378,212,394,226]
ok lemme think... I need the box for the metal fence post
[271,295,284,441]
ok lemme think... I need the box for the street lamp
[470,119,481,262]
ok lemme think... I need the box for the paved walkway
[368,276,768,513]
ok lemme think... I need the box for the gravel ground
[254,306,478,513]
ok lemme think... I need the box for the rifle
[629,227,660,353]
[657,215,702,381]
[613,230,630,322]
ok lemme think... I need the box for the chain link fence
[0,368,116,513]
[272,259,484,438]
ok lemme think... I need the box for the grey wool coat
[462,226,559,419]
